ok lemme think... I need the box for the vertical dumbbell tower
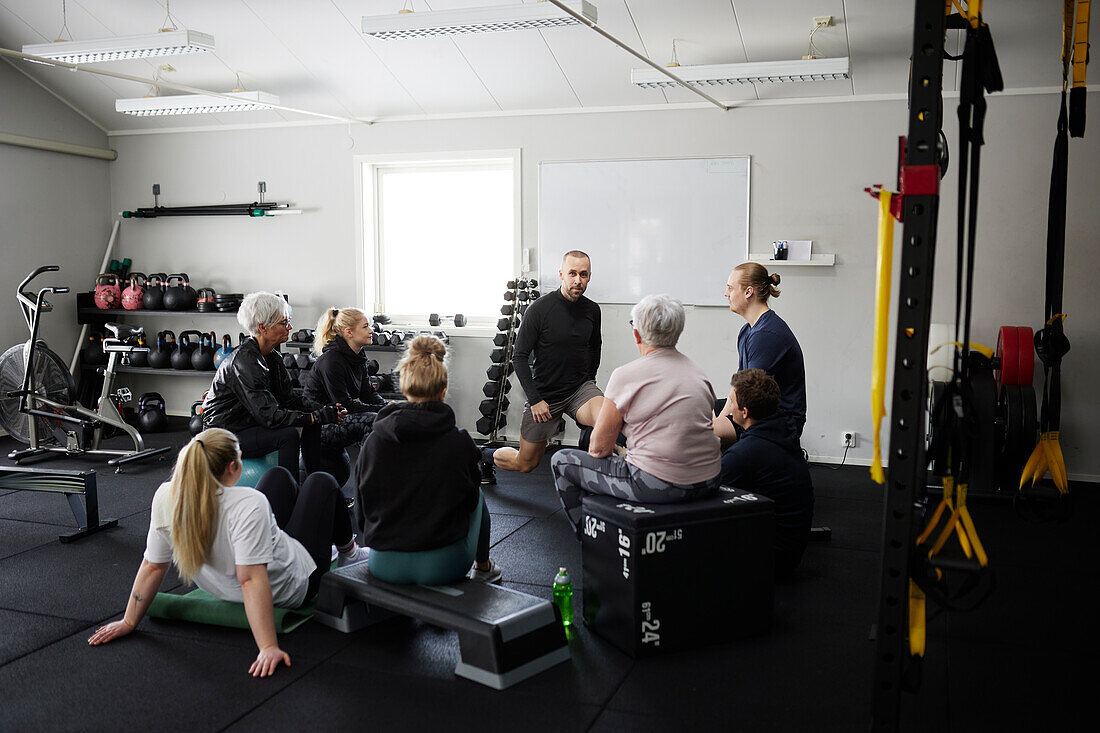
[477,278,540,439]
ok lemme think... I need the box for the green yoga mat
[148,587,315,633]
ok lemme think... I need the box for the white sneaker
[470,560,503,584]
[337,545,370,568]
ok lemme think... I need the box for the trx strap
[1018,1,1086,508]
[907,2,999,690]
[1069,0,1090,137]
[870,191,895,484]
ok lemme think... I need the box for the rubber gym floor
[0,422,1087,731]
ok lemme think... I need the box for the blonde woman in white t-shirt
[88,428,367,677]
[549,294,722,535]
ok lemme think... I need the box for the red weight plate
[995,326,1018,391]
[1016,326,1034,387]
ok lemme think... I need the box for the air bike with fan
[0,266,171,471]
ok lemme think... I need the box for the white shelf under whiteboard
[749,253,835,266]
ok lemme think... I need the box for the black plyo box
[580,487,774,657]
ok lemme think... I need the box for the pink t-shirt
[604,347,721,485]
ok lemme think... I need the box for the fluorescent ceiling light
[631,57,850,88]
[115,91,279,117]
[362,1,597,40]
[22,29,214,64]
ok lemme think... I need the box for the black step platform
[314,563,570,689]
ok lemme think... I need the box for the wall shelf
[81,365,215,377]
[283,341,402,353]
[749,253,835,267]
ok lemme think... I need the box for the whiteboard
[538,156,749,306]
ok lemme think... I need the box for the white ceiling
[0,0,1067,133]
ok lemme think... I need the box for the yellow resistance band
[870,191,894,484]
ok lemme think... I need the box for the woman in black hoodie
[302,308,387,452]
[354,335,502,585]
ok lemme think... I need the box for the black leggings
[476,504,490,564]
[254,466,354,601]
[236,423,323,477]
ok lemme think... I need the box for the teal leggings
[368,493,488,585]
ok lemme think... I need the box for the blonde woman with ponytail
[89,428,367,677]
[354,335,503,585]
[302,307,387,453]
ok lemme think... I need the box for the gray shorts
[520,380,604,444]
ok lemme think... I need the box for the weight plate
[994,325,1018,392]
[1016,326,1034,387]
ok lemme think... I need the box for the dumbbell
[528,290,541,300]
[489,348,507,364]
[517,291,530,303]
[282,352,297,369]
[479,397,508,416]
[372,313,392,325]
[493,333,509,347]
[497,317,514,332]
[295,352,313,370]
[483,380,511,398]
[507,279,525,289]
[389,331,407,346]
[518,304,529,315]
[432,331,450,344]
[487,363,514,380]
[501,304,515,316]
[429,313,467,327]
[476,414,506,436]
[366,358,379,376]
[287,365,300,384]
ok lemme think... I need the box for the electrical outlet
[841,430,857,448]
[813,15,834,28]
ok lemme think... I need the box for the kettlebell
[173,330,201,370]
[121,273,146,310]
[188,399,205,436]
[137,392,167,433]
[148,330,174,369]
[191,331,216,371]
[164,274,196,311]
[143,273,167,310]
[94,274,122,310]
[129,331,150,368]
[82,331,106,366]
[213,334,234,368]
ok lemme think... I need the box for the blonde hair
[397,335,448,400]
[313,307,367,356]
[733,262,782,303]
[169,428,240,584]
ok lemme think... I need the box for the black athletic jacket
[354,401,481,552]
[201,337,317,432]
[301,336,385,414]
[511,288,602,404]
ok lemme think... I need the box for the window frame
[355,149,522,329]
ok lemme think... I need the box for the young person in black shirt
[719,368,814,578]
[302,307,387,451]
[485,251,605,479]
[354,335,502,584]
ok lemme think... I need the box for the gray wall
[0,60,112,373]
[104,90,1100,480]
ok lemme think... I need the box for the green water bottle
[553,567,574,627]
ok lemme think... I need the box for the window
[358,150,520,324]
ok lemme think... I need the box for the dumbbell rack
[477,278,539,440]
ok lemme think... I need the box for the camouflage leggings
[549,448,719,534]
[320,411,376,450]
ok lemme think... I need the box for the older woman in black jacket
[301,307,386,452]
[202,291,344,477]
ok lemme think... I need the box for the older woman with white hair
[202,291,344,477]
[550,294,721,534]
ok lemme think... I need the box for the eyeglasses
[273,318,291,329]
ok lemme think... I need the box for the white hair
[237,292,292,338]
[631,294,685,348]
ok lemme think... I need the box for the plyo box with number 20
[580,487,774,657]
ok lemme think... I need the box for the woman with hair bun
[88,428,367,677]
[353,335,502,585]
[716,262,807,444]
[302,307,387,451]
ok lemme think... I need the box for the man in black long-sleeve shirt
[488,251,605,474]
